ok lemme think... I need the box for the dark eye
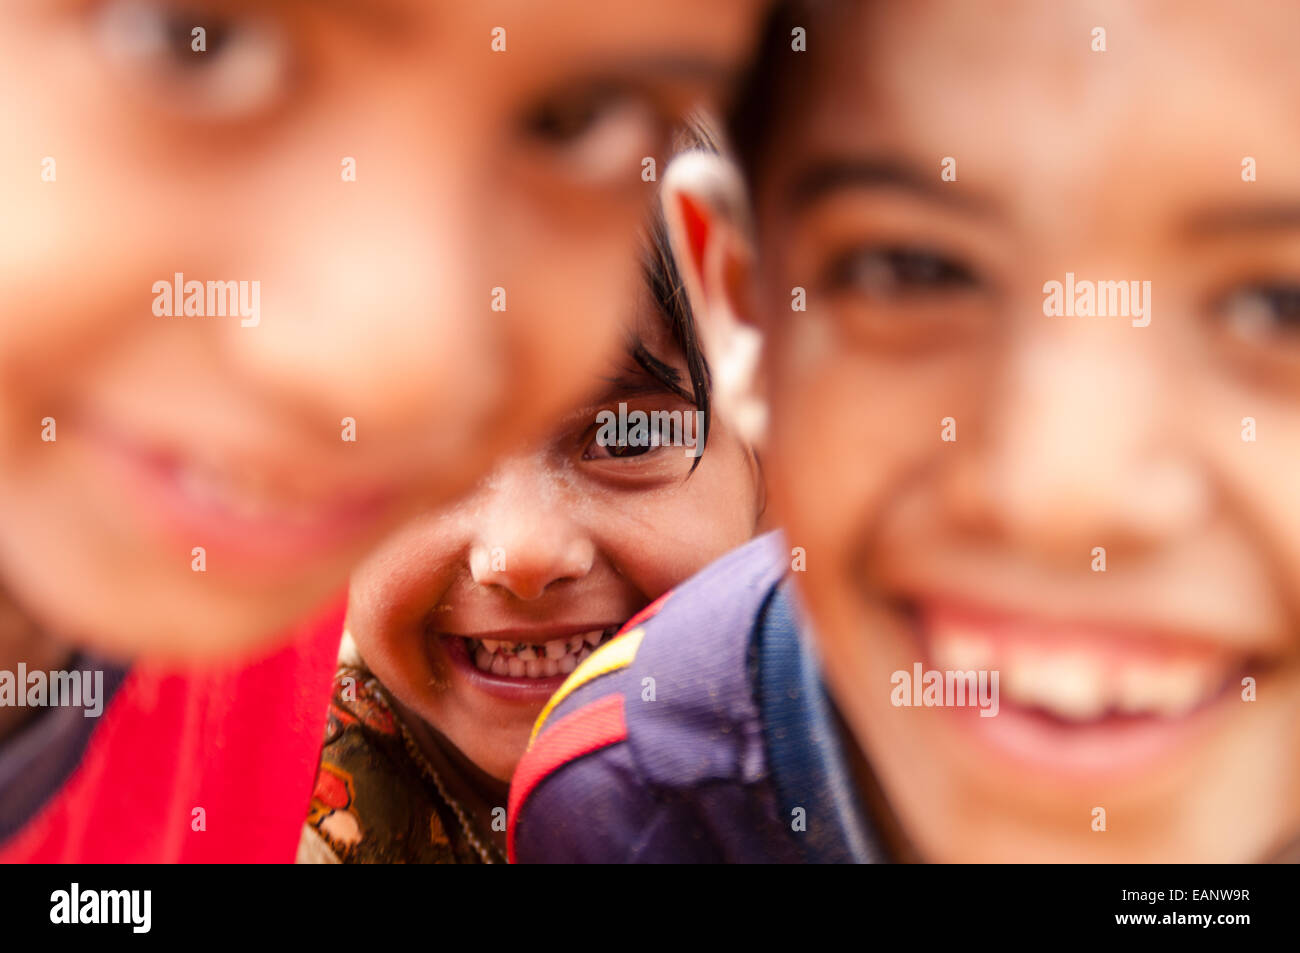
[520,86,661,185]
[1219,284,1300,343]
[581,410,683,461]
[94,1,292,119]
[587,441,654,460]
[526,88,619,143]
[827,247,977,298]
[583,424,666,461]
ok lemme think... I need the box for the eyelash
[823,245,980,299]
[580,414,678,462]
[582,438,662,461]
[518,85,673,187]
[1217,282,1300,340]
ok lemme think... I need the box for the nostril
[467,531,596,597]
[466,549,559,601]
[467,545,494,585]
[562,538,596,579]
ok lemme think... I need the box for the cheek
[765,320,962,566]
[602,453,762,594]
[0,181,152,436]
[349,617,443,723]
[361,566,445,629]
[1215,414,1300,607]
[347,546,464,697]
[1189,374,1300,623]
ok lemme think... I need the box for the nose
[466,458,596,601]
[944,314,1210,565]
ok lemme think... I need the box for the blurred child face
[348,297,762,781]
[753,0,1300,860]
[0,0,761,659]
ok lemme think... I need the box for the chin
[462,744,524,785]
[70,584,330,664]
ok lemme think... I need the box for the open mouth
[925,616,1242,723]
[445,626,621,681]
[906,600,1268,776]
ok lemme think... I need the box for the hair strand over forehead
[638,113,723,471]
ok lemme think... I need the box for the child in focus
[302,130,764,861]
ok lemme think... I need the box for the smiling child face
[0,0,762,659]
[751,0,1300,860]
[347,298,762,781]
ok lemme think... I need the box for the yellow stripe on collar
[528,628,645,748]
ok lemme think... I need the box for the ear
[661,152,767,447]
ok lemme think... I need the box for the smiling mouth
[891,599,1282,777]
[915,601,1264,723]
[87,418,395,565]
[452,627,621,680]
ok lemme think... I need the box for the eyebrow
[594,371,692,405]
[298,0,414,37]
[530,54,735,112]
[784,155,1002,218]
[552,372,691,436]
[591,381,677,408]
[561,50,736,86]
[591,332,695,402]
[1181,204,1300,238]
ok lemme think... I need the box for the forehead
[630,279,683,362]
[482,0,760,52]
[765,0,1300,222]
[366,0,761,73]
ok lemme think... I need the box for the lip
[900,598,1261,782]
[437,632,572,703]
[443,623,628,646]
[85,422,396,571]
[932,665,1241,782]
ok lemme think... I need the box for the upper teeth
[174,462,335,525]
[467,628,616,678]
[929,629,1229,722]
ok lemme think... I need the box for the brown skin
[0,602,69,741]
[681,0,1300,861]
[347,296,763,837]
[0,0,763,666]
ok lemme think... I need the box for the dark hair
[634,116,719,470]
[726,0,826,189]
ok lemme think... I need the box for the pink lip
[438,633,571,703]
[443,623,626,644]
[88,425,394,571]
[935,680,1236,781]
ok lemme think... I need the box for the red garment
[0,600,344,863]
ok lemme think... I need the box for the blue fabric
[758,581,883,862]
[515,532,803,862]
[622,531,790,790]
[513,531,887,863]
[0,654,129,845]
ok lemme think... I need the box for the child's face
[0,0,760,659]
[753,0,1300,860]
[347,298,762,781]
